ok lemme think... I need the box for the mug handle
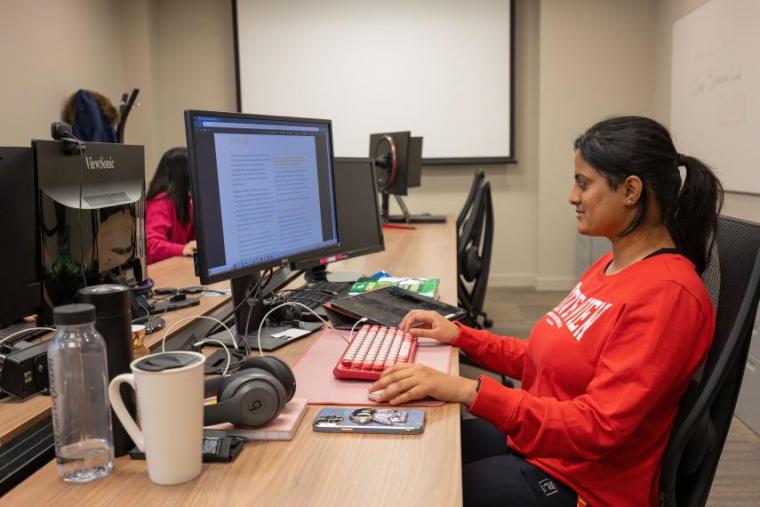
[108,373,145,452]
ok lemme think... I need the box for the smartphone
[313,408,425,435]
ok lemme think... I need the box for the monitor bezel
[291,157,385,271]
[185,109,340,285]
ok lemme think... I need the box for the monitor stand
[304,265,363,284]
[380,192,447,224]
[228,273,323,352]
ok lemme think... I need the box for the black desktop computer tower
[33,140,146,324]
[0,147,41,326]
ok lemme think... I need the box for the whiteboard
[671,0,760,194]
[235,0,514,162]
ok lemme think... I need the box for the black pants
[462,418,578,507]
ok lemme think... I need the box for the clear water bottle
[48,303,114,483]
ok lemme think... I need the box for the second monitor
[292,157,385,283]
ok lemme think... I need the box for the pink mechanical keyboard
[333,325,418,380]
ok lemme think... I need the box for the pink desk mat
[293,329,452,407]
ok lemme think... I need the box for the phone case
[313,408,425,434]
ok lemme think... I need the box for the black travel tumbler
[77,284,135,457]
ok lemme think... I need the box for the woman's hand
[182,240,197,256]
[398,310,460,344]
[369,363,478,406]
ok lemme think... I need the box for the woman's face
[568,152,632,238]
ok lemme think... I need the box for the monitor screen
[293,157,384,270]
[185,111,339,284]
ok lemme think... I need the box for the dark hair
[574,116,723,274]
[146,147,191,223]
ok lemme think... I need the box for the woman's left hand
[369,363,478,406]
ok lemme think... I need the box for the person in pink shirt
[145,147,196,264]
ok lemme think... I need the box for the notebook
[205,397,308,440]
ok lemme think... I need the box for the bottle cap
[53,303,96,326]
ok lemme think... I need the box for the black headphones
[203,356,296,428]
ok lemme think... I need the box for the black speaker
[203,356,296,428]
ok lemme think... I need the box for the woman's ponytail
[666,154,724,274]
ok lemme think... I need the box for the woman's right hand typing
[398,310,460,344]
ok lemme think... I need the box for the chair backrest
[456,169,486,235]
[660,216,760,507]
[457,176,494,328]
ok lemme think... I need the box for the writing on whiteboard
[693,68,742,94]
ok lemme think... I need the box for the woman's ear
[622,175,643,206]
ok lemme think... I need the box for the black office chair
[456,170,486,232]
[660,216,760,507]
[457,170,494,329]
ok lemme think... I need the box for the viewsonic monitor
[34,140,146,324]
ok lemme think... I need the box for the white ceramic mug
[109,351,205,485]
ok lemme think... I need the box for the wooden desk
[2,221,461,506]
[0,261,230,445]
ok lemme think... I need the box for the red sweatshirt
[145,192,195,264]
[456,252,715,507]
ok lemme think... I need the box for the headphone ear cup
[260,356,296,401]
[217,369,287,428]
[239,356,296,402]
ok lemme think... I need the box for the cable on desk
[348,318,369,344]
[253,301,347,357]
[161,315,237,354]
[191,338,232,376]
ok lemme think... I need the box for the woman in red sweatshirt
[145,147,196,264]
[370,116,724,506]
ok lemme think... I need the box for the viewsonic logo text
[85,156,116,170]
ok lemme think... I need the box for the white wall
[115,0,237,178]
[536,0,657,289]
[148,0,237,177]
[7,0,749,292]
[0,0,125,145]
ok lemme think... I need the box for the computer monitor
[185,110,339,343]
[34,140,146,324]
[0,147,41,328]
[369,131,411,196]
[292,157,385,283]
[370,132,445,224]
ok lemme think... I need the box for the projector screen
[234,0,515,164]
